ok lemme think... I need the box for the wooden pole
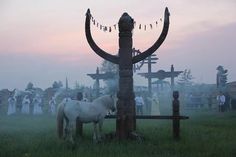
[96,67,100,98]
[172,91,180,139]
[170,65,174,92]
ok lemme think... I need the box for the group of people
[216,91,231,112]
[135,93,160,115]
[6,90,162,116]
[6,91,91,116]
[7,94,43,115]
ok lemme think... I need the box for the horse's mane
[93,95,112,107]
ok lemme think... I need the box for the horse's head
[107,95,116,113]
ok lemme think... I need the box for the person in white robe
[21,95,30,114]
[49,96,56,115]
[7,96,16,115]
[33,94,43,115]
[150,96,160,115]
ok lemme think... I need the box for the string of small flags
[89,13,163,33]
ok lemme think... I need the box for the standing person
[7,96,16,115]
[33,94,43,115]
[135,93,144,115]
[207,94,213,109]
[21,95,30,114]
[151,95,160,115]
[224,92,231,111]
[217,91,226,112]
[49,96,56,115]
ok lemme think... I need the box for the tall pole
[148,56,152,95]
[95,67,100,98]
[115,13,136,139]
[171,65,174,92]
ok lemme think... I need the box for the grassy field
[0,110,236,157]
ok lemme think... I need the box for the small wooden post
[172,91,180,139]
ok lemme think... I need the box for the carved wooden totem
[85,8,170,139]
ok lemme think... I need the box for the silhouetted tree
[52,81,63,89]
[216,65,228,90]
[177,69,194,93]
[100,60,118,94]
[26,82,34,90]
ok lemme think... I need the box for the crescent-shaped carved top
[85,9,119,64]
[132,7,170,64]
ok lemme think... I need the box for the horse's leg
[98,119,104,141]
[68,121,75,144]
[64,118,69,140]
[62,112,69,140]
[93,122,98,143]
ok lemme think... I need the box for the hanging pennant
[144,25,146,31]
[109,27,112,32]
[156,21,158,27]
[160,18,162,22]
[103,26,108,32]
[97,22,99,27]
[100,25,102,30]
[93,20,96,25]
[150,24,152,29]
[139,24,141,29]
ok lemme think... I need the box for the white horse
[57,95,116,143]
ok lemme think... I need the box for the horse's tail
[57,102,65,139]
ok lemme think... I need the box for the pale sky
[0,0,236,90]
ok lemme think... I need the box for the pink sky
[0,0,236,90]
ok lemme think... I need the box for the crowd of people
[134,92,160,115]
[7,94,46,115]
[2,89,231,116]
[4,91,90,116]
[216,91,231,112]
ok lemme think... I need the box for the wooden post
[170,65,174,92]
[172,91,180,139]
[95,67,100,98]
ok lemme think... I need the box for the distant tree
[100,60,119,94]
[52,81,63,89]
[216,65,228,90]
[100,60,118,74]
[75,81,85,91]
[58,81,63,88]
[26,82,34,90]
[177,69,194,93]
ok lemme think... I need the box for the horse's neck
[93,97,108,110]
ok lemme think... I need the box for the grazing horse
[57,95,116,143]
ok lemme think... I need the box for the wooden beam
[105,115,189,120]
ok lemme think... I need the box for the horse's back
[63,99,106,123]
[63,100,92,120]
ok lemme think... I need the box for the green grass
[0,111,236,157]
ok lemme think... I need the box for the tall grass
[0,111,236,157]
